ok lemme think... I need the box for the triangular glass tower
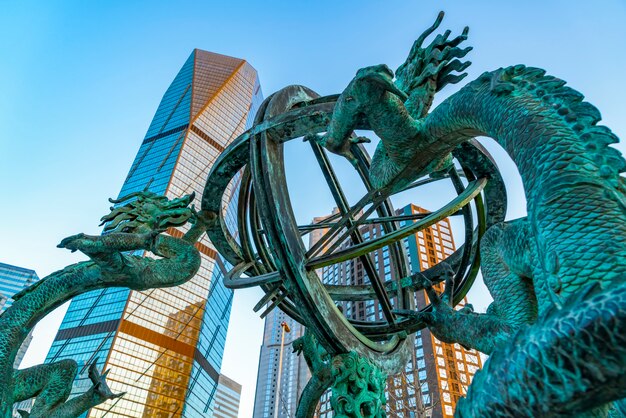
[45,49,263,418]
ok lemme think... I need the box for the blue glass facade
[45,287,128,414]
[0,262,40,311]
[121,52,194,197]
[182,260,233,416]
[45,49,262,417]
[0,262,40,370]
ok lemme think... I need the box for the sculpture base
[329,351,387,418]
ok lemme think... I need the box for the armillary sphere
[201,85,506,366]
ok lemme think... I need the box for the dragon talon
[425,284,442,306]
[392,309,415,318]
[303,133,322,143]
[350,135,371,144]
[442,274,456,305]
[393,309,434,326]
[88,361,120,401]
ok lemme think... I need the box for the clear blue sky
[1,1,625,417]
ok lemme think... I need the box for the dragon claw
[305,133,362,167]
[88,358,124,401]
[393,309,434,326]
[414,275,439,304]
[350,135,371,144]
[426,285,443,307]
[191,208,217,228]
[393,309,418,319]
[442,273,456,306]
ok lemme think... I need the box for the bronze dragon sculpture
[0,191,213,418]
[293,329,387,418]
[312,11,626,417]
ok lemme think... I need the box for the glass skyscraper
[44,49,262,417]
[0,262,39,311]
[252,307,310,418]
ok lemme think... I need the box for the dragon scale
[456,281,626,416]
[416,64,626,307]
[382,65,626,415]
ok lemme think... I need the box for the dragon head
[99,191,196,235]
[354,64,409,102]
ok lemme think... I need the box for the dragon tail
[456,281,626,417]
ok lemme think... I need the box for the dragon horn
[398,11,449,78]
[108,191,144,204]
[415,11,445,50]
[109,190,158,204]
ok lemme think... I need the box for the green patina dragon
[0,191,213,418]
[314,11,626,417]
[293,330,386,418]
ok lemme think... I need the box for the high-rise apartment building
[0,262,40,368]
[252,307,310,418]
[310,204,482,418]
[44,49,263,417]
[213,374,242,418]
